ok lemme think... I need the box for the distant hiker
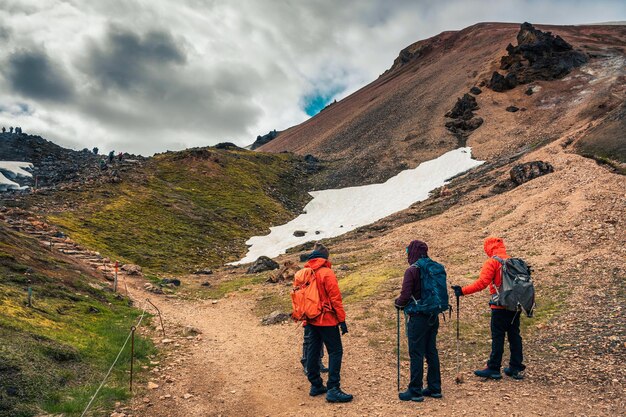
[9,127,13,134]
[292,243,353,403]
[92,147,99,155]
[452,237,527,380]
[16,127,21,134]
[1,127,5,133]
[395,240,447,402]
[99,159,107,170]
[118,152,123,162]
[108,150,115,163]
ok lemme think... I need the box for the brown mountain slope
[260,22,626,187]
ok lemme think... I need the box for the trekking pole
[397,308,400,391]
[455,294,464,384]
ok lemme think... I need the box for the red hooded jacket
[461,237,509,310]
[304,257,346,326]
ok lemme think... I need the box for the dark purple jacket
[394,240,428,307]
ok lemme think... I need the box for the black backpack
[491,256,535,317]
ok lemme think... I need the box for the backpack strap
[490,256,504,295]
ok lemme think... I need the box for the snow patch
[233,147,484,264]
[0,161,33,191]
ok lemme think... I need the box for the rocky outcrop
[250,130,279,150]
[121,264,142,275]
[510,161,555,185]
[246,256,279,274]
[445,94,484,146]
[490,22,587,92]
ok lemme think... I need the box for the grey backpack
[491,256,535,317]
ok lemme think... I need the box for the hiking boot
[320,363,329,373]
[309,385,327,397]
[504,367,524,380]
[398,389,424,402]
[326,387,353,403]
[421,388,443,398]
[474,368,502,380]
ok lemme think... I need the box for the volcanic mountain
[260,22,625,187]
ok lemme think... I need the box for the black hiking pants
[407,313,441,394]
[487,309,525,372]
[305,324,342,389]
[301,325,324,368]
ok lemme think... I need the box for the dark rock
[488,71,517,92]
[525,87,534,96]
[246,256,279,274]
[315,231,321,235]
[498,22,587,86]
[160,278,181,286]
[88,306,100,314]
[445,94,478,119]
[304,154,319,163]
[506,106,519,113]
[510,161,555,185]
[214,142,241,150]
[250,130,279,150]
[261,310,291,325]
[469,86,482,95]
[201,281,211,287]
[193,268,213,275]
[293,230,307,237]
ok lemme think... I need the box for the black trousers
[301,325,324,367]
[305,324,343,389]
[487,309,525,372]
[406,313,441,393]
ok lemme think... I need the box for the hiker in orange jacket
[303,243,353,403]
[452,237,526,380]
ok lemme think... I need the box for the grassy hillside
[43,147,311,272]
[0,224,154,417]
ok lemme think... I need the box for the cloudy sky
[1,0,624,155]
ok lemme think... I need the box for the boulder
[510,161,555,185]
[160,278,181,286]
[293,230,307,237]
[488,71,517,92]
[193,268,213,275]
[506,106,520,113]
[121,264,142,275]
[246,256,279,274]
[445,94,478,119]
[268,260,300,283]
[525,87,534,96]
[469,86,482,95]
[261,310,291,325]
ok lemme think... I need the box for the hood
[407,240,428,265]
[483,237,508,257]
[305,257,331,270]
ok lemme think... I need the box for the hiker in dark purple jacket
[395,240,442,402]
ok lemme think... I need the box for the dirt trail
[124,280,619,417]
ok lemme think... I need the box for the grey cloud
[3,48,74,101]
[83,24,186,91]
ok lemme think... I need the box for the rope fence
[80,297,158,417]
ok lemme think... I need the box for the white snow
[0,161,33,191]
[233,147,484,264]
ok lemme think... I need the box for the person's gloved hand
[339,322,348,335]
[452,285,464,298]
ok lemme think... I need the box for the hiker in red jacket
[452,237,526,380]
[303,243,353,403]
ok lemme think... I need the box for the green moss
[45,149,310,273]
[339,266,403,303]
[0,225,155,417]
[197,275,266,299]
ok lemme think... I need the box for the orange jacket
[304,258,346,326]
[461,237,508,310]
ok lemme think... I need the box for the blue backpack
[403,257,451,316]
